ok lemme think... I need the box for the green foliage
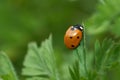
[22,35,59,80]
[94,39,115,70]
[71,38,120,80]
[0,34,120,80]
[0,0,120,80]
[0,52,18,80]
[92,39,120,79]
[69,61,80,80]
[86,0,120,36]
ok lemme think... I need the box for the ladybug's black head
[73,24,83,31]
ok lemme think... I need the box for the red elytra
[64,25,83,49]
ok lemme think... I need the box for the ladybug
[64,24,83,49]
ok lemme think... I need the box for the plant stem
[83,24,88,78]
[76,48,81,62]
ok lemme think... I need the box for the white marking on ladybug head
[80,26,83,30]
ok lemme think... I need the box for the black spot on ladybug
[71,45,75,47]
[70,37,72,39]
[77,36,79,39]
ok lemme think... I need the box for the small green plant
[0,0,120,80]
[0,32,120,80]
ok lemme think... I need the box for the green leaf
[100,39,115,69]
[22,35,59,80]
[73,46,87,77]
[93,38,120,79]
[94,40,101,70]
[94,39,114,70]
[69,61,80,80]
[0,52,19,80]
[104,43,120,70]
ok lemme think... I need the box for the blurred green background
[0,0,120,79]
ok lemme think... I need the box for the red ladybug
[64,24,83,49]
